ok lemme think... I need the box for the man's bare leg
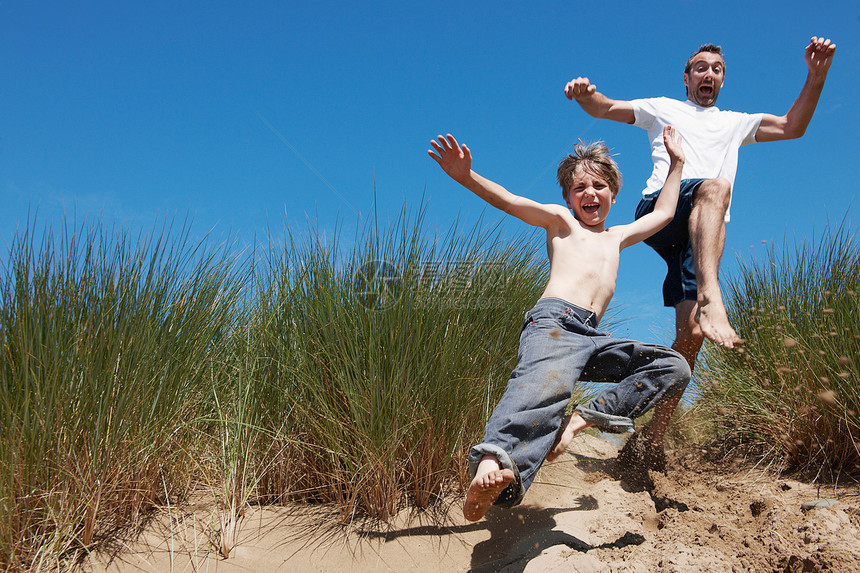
[464,456,515,521]
[546,411,593,462]
[619,301,703,469]
[689,178,741,348]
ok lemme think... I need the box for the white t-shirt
[630,97,763,222]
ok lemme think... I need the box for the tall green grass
[699,223,860,479]
[246,209,554,521]
[0,219,244,570]
[2,207,580,568]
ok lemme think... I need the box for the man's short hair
[684,44,725,75]
[557,141,622,201]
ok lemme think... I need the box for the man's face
[566,165,615,227]
[684,52,725,107]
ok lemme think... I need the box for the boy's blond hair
[557,141,622,202]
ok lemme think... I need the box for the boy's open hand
[428,134,472,182]
[663,125,685,165]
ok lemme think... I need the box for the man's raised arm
[756,36,836,142]
[564,77,636,125]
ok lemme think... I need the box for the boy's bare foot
[463,468,515,521]
[696,299,741,349]
[546,412,591,462]
[547,414,572,462]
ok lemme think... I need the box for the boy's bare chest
[549,231,621,267]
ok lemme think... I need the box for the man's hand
[662,125,685,166]
[428,134,472,183]
[805,36,836,78]
[564,77,635,124]
[564,77,598,101]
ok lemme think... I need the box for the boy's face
[566,165,615,227]
[684,52,725,107]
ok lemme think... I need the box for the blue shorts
[635,179,705,307]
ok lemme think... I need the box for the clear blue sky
[2,0,857,347]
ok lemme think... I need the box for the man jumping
[563,37,836,468]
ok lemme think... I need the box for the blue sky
[2,0,857,347]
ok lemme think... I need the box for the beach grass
[14,206,855,569]
[698,222,860,479]
[243,208,556,522]
[2,207,587,568]
[0,218,244,569]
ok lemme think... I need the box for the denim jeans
[468,297,691,507]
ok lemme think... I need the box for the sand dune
[87,434,860,572]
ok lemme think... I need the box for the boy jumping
[428,127,691,522]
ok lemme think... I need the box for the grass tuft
[698,221,860,480]
[0,204,599,567]
[0,217,243,569]
[247,206,555,520]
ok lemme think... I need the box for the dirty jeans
[468,297,691,507]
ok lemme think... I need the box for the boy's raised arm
[618,126,685,249]
[428,134,567,231]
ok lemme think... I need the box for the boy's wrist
[454,170,477,187]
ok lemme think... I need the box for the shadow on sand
[468,500,646,573]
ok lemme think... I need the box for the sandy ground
[85,434,860,572]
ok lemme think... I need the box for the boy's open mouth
[582,202,600,214]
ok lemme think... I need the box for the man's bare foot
[546,412,592,462]
[463,468,515,521]
[696,299,741,349]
